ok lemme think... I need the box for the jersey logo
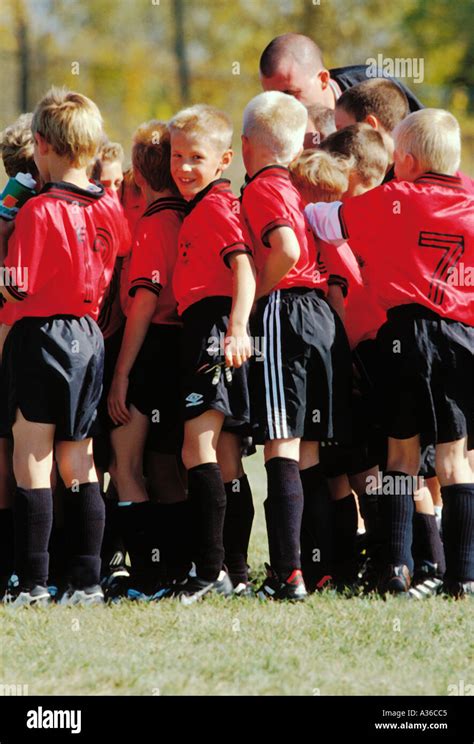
[185,392,203,407]
[418,231,465,306]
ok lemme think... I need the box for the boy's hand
[224,324,252,368]
[0,218,15,263]
[107,372,131,426]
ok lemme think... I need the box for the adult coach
[259,33,423,112]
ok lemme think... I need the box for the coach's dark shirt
[330,65,424,112]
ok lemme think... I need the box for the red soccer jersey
[322,239,386,348]
[240,166,328,293]
[2,181,130,321]
[128,196,187,325]
[172,179,252,315]
[306,173,474,326]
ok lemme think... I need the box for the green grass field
[1,450,473,696]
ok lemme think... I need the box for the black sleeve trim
[3,285,27,302]
[261,219,293,247]
[128,277,162,298]
[338,204,349,240]
[328,274,349,298]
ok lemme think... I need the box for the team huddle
[0,33,472,607]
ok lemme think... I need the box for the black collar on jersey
[185,178,232,213]
[40,180,105,206]
[414,172,464,190]
[244,164,290,187]
[143,195,187,218]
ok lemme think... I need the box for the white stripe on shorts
[263,290,288,440]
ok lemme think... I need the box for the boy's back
[312,173,474,324]
[241,166,327,292]
[4,181,130,320]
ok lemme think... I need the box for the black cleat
[378,564,411,596]
[3,585,51,608]
[177,570,234,605]
[442,580,474,599]
[256,564,307,601]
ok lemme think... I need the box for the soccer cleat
[442,580,474,599]
[3,585,51,608]
[408,578,443,600]
[177,570,234,606]
[256,564,307,601]
[232,581,255,598]
[378,564,411,595]
[59,585,105,607]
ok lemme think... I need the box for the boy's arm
[304,201,346,244]
[327,284,346,322]
[225,252,256,368]
[255,226,300,300]
[107,289,157,425]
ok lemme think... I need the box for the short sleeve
[245,181,293,247]
[3,200,54,302]
[208,199,252,267]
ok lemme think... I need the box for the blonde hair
[393,109,461,175]
[0,113,38,178]
[132,120,176,193]
[168,104,233,153]
[32,86,103,167]
[290,149,351,202]
[243,91,308,164]
[320,123,388,189]
[90,140,124,180]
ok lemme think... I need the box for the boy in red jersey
[0,113,40,598]
[306,108,474,597]
[170,104,256,603]
[0,87,130,607]
[107,120,189,600]
[240,92,352,599]
[319,124,446,596]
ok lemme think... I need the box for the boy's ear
[220,148,233,171]
[364,114,379,130]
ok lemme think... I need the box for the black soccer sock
[0,507,14,592]
[47,521,68,589]
[14,488,53,589]
[157,500,192,582]
[441,483,474,582]
[187,463,226,582]
[265,457,304,580]
[223,475,254,585]
[100,496,125,575]
[412,512,446,578]
[299,463,333,587]
[63,482,105,589]
[332,493,358,583]
[378,470,415,572]
[117,501,162,592]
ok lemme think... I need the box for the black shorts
[181,296,250,430]
[2,315,104,441]
[376,304,474,444]
[320,340,385,477]
[93,324,124,470]
[127,324,182,453]
[250,287,352,442]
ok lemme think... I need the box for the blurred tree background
[1,0,473,184]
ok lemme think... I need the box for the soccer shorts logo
[185,392,204,407]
